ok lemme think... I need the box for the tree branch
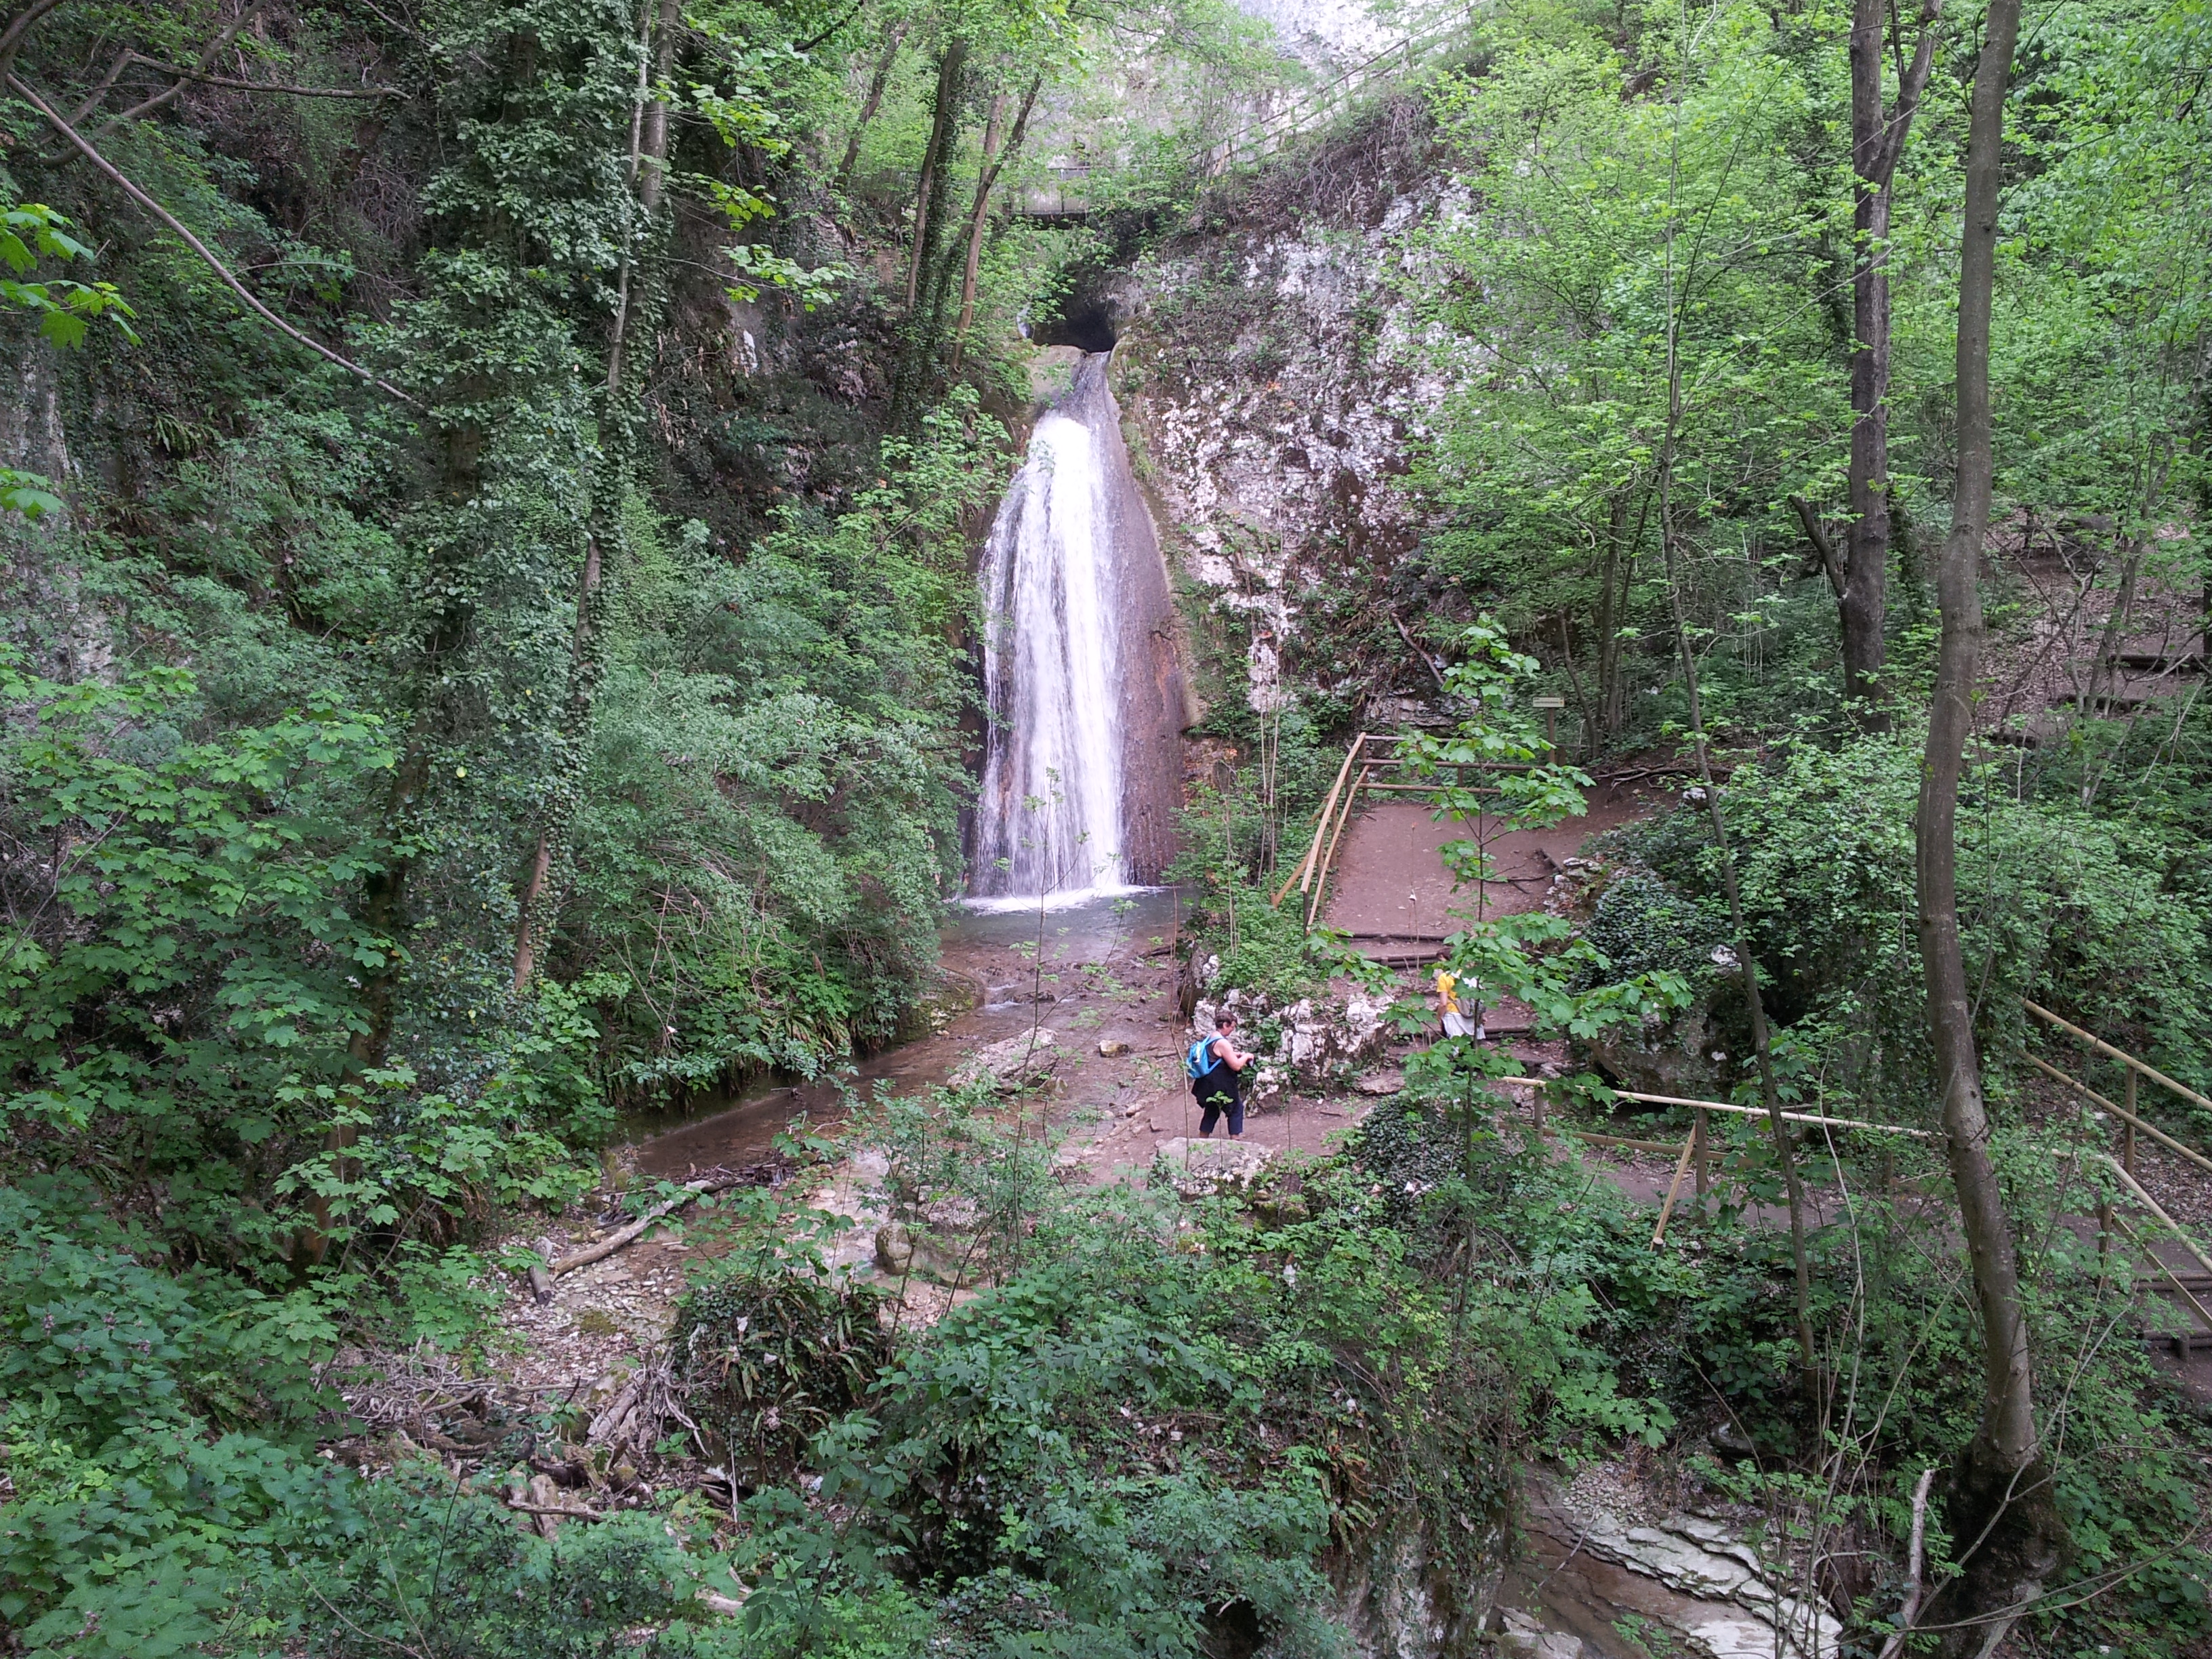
[1790,494,1846,599]
[1877,1,1944,187]
[0,0,67,77]
[794,0,862,56]
[7,72,422,408]
[119,53,401,98]
[104,0,272,128]
[1877,1465,1939,1659]
[66,45,137,123]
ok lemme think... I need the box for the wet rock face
[1108,145,1475,716]
[1571,1511,1844,1659]
[1333,1513,1503,1659]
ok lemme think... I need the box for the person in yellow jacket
[1435,968,1482,1041]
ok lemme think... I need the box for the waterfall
[971,352,1184,901]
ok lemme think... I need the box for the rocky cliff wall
[1102,100,1474,728]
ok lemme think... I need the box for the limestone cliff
[1104,100,1471,725]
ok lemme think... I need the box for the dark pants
[1196,1072,1243,1137]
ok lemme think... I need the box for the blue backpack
[1184,1036,1222,1082]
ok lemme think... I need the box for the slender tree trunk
[638,0,680,213]
[2082,535,2146,727]
[1652,55,1817,1387]
[512,0,676,992]
[1840,0,1894,720]
[600,0,672,396]
[949,75,1040,373]
[834,24,905,194]
[904,40,966,310]
[294,747,424,1269]
[1601,489,1647,731]
[1841,0,1942,726]
[1662,517,1819,1385]
[1915,0,2066,1643]
[1595,495,1625,733]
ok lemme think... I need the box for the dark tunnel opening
[1029,303,1119,353]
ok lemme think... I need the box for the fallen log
[552,1175,747,1277]
[506,1498,605,1522]
[588,1375,643,1444]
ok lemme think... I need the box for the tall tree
[512,0,680,993]
[1838,0,1942,726]
[834,21,906,193]
[1914,0,2067,1643]
[903,37,967,309]
[947,72,1040,371]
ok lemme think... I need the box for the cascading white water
[971,356,1134,901]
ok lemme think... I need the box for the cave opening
[1029,303,1119,353]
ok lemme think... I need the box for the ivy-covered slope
[0,0,1037,1275]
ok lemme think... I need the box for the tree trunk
[1662,516,1819,1388]
[903,40,966,310]
[296,720,430,1268]
[2081,535,2146,727]
[510,525,607,993]
[1652,155,1816,1378]
[1841,0,1942,727]
[1598,490,1644,735]
[948,75,1040,372]
[1595,495,1624,733]
[638,0,680,213]
[512,0,678,992]
[834,24,906,194]
[1915,0,2066,1643]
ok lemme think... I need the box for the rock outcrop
[948,1027,1061,1090]
[1107,102,1473,723]
[1192,981,1390,1096]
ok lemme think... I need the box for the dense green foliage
[5,0,2212,1650]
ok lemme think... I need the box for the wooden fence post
[2124,1069,2139,1178]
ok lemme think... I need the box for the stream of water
[624,888,1181,1177]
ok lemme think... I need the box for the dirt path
[1319,777,1663,943]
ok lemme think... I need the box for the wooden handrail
[2102,1153,2212,1281]
[2020,1050,2212,1180]
[1488,1078,1931,1136]
[1272,731,1365,907]
[1307,764,1370,930]
[2106,1209,2212,1339]
[1266,731,1544,923]
[2024,998,2212,1114]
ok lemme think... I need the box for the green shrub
[673,1257,891,1486]
[1578,866,1731,987]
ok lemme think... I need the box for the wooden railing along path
[1269,730,1530,931]
[2021,1000,2212,1351]
[1397,1002,2212,1352]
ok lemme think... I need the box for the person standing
[1435,968,1483,1041]
[1187,1012,1254,1139]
